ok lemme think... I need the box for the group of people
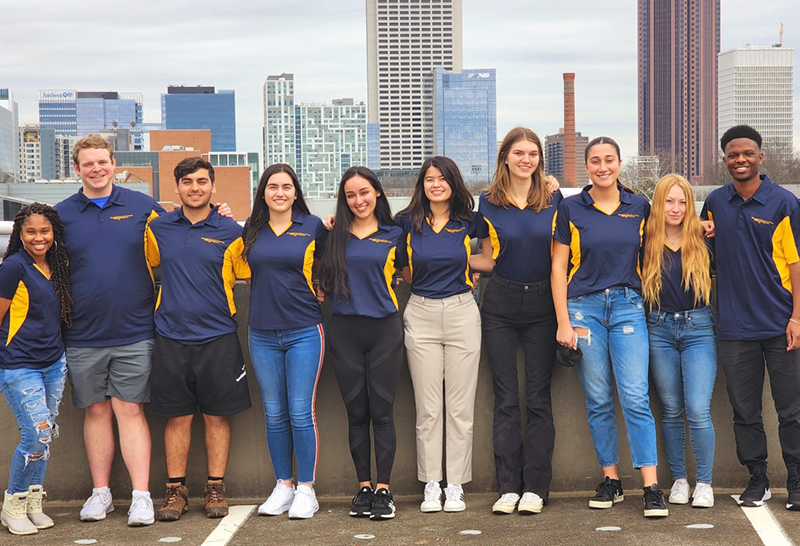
[1,123,799,536]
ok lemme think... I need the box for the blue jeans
[568,287,657,469]
[0,355,67,494]
[249,324,324,484]
[648,306,717,484]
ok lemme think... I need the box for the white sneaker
[518,492,544,514]
[444,483,466,512]
[127,490,154,526]
[420,480,442,512]
[259,481,296,516]
[668,479,690,505]
[80,487,114,521]
[492,492,520,514]
[692,483,714,508]
[288,485,318,519]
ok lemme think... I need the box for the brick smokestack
[563,73,577,187]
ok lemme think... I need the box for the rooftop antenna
[774,23,783,47]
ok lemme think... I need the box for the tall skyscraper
[263,74,297,169]
[161,86,236,152]
[367,0,463,171]
[718,45,794,156]
[0,89,20,182]
[545,129,589,186]
[425,68,496,184]
[638,0,720,180]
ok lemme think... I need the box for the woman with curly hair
[0,203,72,535]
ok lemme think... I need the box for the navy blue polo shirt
[701,175,800,340]
[234,212,327,330]
[395,212,483,298]
[658,245,708,313]
[478,191,562,283]
[0,250,64,369]
[554,184,650,299]
[330,223,404,318]
[145,206,247,345]
[56,185,165,348]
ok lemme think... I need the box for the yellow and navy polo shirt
[478,190,562,283]
[56,184,164,348]
[554,184,650,299]
[395,211,484,298]
[701,175,800,340]
[145,206,248,345]
[232,211,327,330]
[330,223,404,318]
[0,250,64,369]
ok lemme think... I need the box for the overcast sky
[2,0,798,160]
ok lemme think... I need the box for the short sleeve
[469,211,486,239]
[553,201,572,245]
[781,197,800,265]
[144,225,161,268]
[0,259,22,300]
[700,197,710,221]
[394,215,410,270]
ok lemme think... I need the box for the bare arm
[787,262,800,351]
[551,241,575,349]
[469,237,495,273]
[0,297,11,325]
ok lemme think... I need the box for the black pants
[719,336,800,475]
[328,313,404,485]
[481,274,557,500]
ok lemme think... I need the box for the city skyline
[2,0,798,166]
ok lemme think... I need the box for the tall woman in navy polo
[395,156,483,513]
[239,164,327,520]
[0,203,72,535]
[642,174,716,508]
[552,137,667,517]
[470,127,561,515]
[318,167,404,520]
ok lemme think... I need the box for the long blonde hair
[642,174,711,309]
[484,127,551,212]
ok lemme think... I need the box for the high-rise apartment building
[545,129,589,186]
[263,74,367,198]
[425,68,496,184]
[0,89,20,182]
[718,45,794,156]
[161,86,236,152]
[638,0,720,180]
[367,0,463,171]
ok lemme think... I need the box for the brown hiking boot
[157,484,188,521]
[204,480,229,518]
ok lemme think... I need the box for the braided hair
[4,203,73,327]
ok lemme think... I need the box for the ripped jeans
[568,287,658,469]
[0,354,67,494]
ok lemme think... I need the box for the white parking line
[732,495,794,546]
[200,505,256,546]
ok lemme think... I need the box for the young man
[701,124,800,510]
[144,157,251,521]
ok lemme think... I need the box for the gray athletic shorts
[66,339,155,408]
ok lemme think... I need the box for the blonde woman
[642,174,716,508]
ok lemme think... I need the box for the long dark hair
[395,156,474,233]
[4,203,73,326]
[319,167,394,299]
[242,163,311,262]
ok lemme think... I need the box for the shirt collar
[290,210,306,224]
[77,184,124,212]
[726,174,771,205]
[172,204,220,227]
[578,183,633,208]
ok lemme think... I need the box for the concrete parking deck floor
[3,490,796,545]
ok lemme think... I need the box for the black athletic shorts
[150,332,252,418]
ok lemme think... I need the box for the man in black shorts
[145,157,251,520]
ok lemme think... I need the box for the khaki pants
[403,292,481,484]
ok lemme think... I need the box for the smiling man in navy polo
[701,125,800,510]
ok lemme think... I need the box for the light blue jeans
[249,324,324,484]
[0,355,67,494]
[568,287,657,469]
[648,306,717,484]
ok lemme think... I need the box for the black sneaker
[370,488,396,520]
[738,470,771,507]
[643,484,669,517]
[589,477,624,509]
[786,474,800,511]
[349,486,373,517]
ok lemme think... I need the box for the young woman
[0,203,72,535]
[471,127,562,515]
[642,174,716,508]
[319,167,404,520]
[395,156,483,513]
[551,137,668,518]
[236,164,327,520]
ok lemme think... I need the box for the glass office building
[161,86,236,152]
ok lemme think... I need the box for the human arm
[323,215,335,231]
[399,266,412,285]
[0,297,11,325]
[788,262,800,351]
[469,237,495,273]
[215,202,233,218]
[144,225,161,268]
[545,175,560,193]
[551,240,576,349]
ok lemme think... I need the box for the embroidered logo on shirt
[201,237,226,245]
[751,216,774,226]
[445,227,466,233]
[617,213,641,219]
[109,214,133,221]
[287,232,311,237]
[369,238,393,244]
